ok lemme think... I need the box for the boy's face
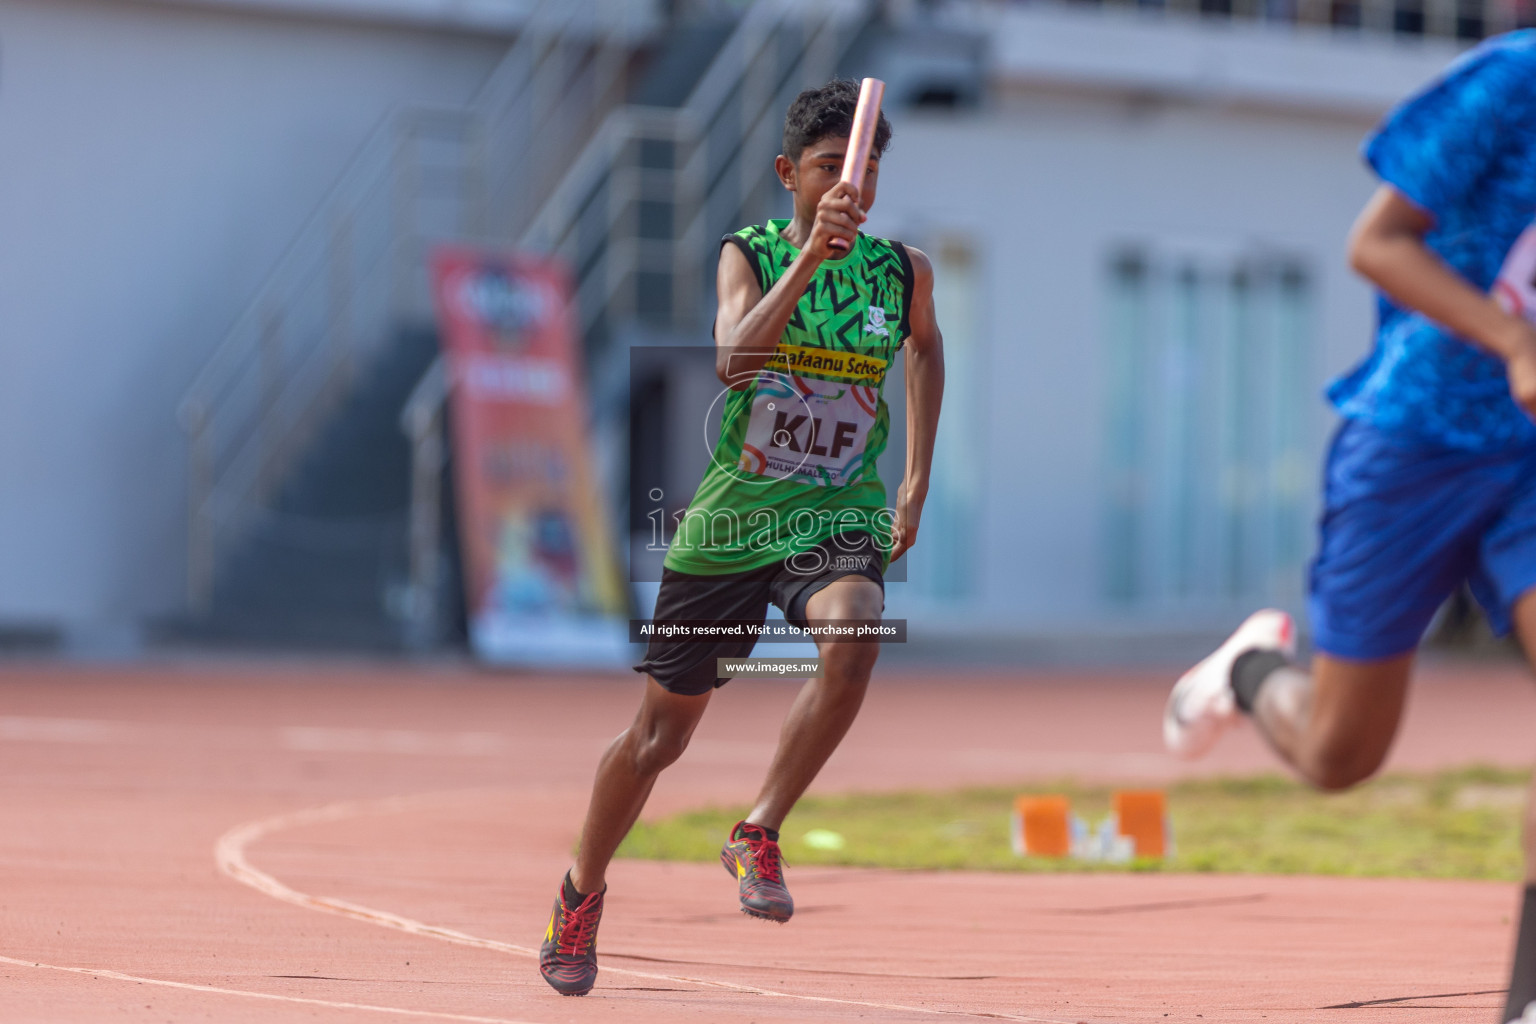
[777,133,880,216]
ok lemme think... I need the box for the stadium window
[1102,244,1313,613]
[920,234,982,600]
[883,232,981,600]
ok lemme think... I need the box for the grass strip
[617,765,1526,879]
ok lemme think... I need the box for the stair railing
[396,0,874,648]
[520,0,868,345]
[399,357,450,651]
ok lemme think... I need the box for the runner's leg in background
[1500,590,1536,1023]
[1247,653,1413,791]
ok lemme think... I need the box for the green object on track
[803,828,846,851]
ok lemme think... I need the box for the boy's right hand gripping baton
[828,77,885,253]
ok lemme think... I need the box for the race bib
[1494,218,1536,322]
[737,345,888,487]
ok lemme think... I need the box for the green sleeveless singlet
[663,219,914,575]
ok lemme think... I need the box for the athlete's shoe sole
[1164,609,1295,760]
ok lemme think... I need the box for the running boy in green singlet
[539,79,945,997]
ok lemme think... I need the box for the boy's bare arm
[714,183,865,389]
[891,246,944,563]
[1348,184,1536,418]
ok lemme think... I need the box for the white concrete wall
[0,0,511,638]
[872,10,1464,637]
[121,0,659,38]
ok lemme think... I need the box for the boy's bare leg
[569,679,712,895]
[1500,593,1536,1023]
[1248,653,1413,791]
[1512,594,1536,886]
[745,576,883,831]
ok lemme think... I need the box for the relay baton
[828,77,885,253]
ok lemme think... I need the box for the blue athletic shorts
[1309,418,1536,660]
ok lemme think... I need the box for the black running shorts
[634,532,885,696]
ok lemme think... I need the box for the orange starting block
[1112,789,1169,858]
[1011,795,1071,857]
[1011,790,1171,861]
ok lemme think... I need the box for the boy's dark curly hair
[781,78,893,162]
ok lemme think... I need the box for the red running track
[0,657,1530,1023]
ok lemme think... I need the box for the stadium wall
[0,0,514,648]
[872,7,1466,643]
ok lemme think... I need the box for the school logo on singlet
[865,306,889,337]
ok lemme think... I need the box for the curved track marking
[0,954,546,1024]
[216,791,1075,1024]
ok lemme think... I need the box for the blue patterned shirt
[1329,31,1536,451]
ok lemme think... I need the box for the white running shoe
[1163,609,1296,760]
[1507,1001,1536,1024]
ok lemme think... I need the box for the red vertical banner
[432,246,627,665]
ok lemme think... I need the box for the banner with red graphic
[431,246,628,665]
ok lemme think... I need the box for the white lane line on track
[215,790,1077,1024]
[0,716,138,743]
[280,728,508,757]
[0,954,546,1024]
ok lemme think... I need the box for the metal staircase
[525,0,870,351]
[396,0,875,649]
[172,0,646,647]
